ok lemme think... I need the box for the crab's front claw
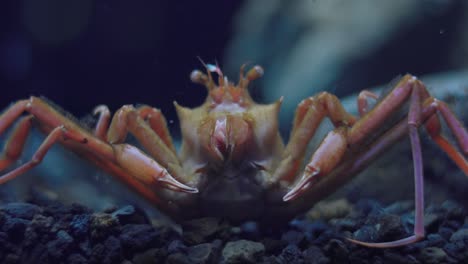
[156,169,199,194]
[283,128,348,202]
[113,144,198,194]
[283,167,320,202]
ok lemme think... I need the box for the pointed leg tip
[157,171,199,194]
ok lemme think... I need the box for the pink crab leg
[357,90,379,116]
[347,81,425,248]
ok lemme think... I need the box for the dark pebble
[418,247,448,264]
[119,224,162,254]
[182,217,228,245]
[323,239,348,262]
[187,243,214,263]
[222,239,265,264]
[261,237,287,254]
[70,214,91,238]
[302,246,329,264]
[168,239,187,254]
[278,244,303,263]
[111,205,151,225]
[2,216,30,243]
[67,253,88,264]
[47,230,74,260]
[132,247,167,264]
[90,213,120,241]
[0,196,465,263]
[0,202,42,220]
[281,230,305,246]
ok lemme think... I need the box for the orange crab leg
[0,97,196,195]
[137,105,177,154]
[357,90,379,116]
[0,116,33,171]
[104,105,184,179]
[272,92,357,183]
[93,105,111,140]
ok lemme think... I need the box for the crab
[1,63,467,248]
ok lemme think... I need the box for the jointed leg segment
[279,75,467,248]
[0,97,197,204]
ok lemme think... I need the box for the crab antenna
[195,57,215,90]
[238,64,264,89]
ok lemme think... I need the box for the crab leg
[136,105,177,154]
[93,105,177,154]
[347,82,425,248]
[272,92,357,183]
[283,77,466,247]
[93,105,111,140]
[0,116,33,171]
[0,97,196,195]
[357,90,379,116]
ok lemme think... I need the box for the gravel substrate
[0,195,467,264]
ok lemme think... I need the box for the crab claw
[283,167,320,202]
[156,170,199,194]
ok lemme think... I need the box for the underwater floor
[0,190,467,263]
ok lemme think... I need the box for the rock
[182,217,227,244]
[222,239,265,264]
[166,252,191,264]
[303,246,329,264]
[70,214,91,238]
[352,225,378,243]
[290,219,328,241]
[438,226,454,241]
[132,248,167,264]
[261,237,287,255]
[442,200,466,220]
[375,213,406,241]
[383,251,419,264]
[167,239,187,254]
[187,243,214,263]
[425,234,446,247]
[2,216,30,243]
[111,205,151,225]
[119,224,162,254]
[278,244,303,263]
[90,213,120,241]
[306,199,352,221]
[323,239,348,263]
[67,253,88,264]
[384,201,413,215]
[418,247,448,264]
[47,230,74,260]
[281,230,305,246]
[0,202,42,220]
[450,228,468,243]
[103,236,123,263]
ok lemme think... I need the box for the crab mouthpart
[283,167,320,202]
[155,170,199,194]
[212,118,229,160]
